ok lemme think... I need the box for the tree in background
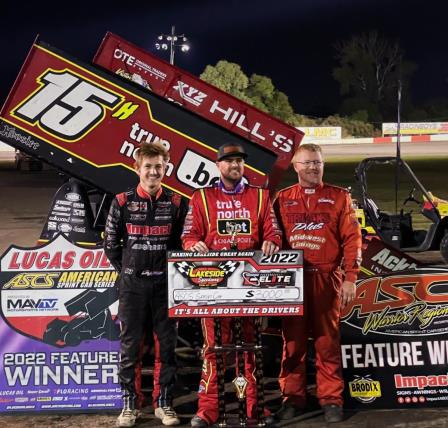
[200,62,296,124]
[200,60,252,104]
[333,31,416,123]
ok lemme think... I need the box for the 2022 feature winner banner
[0,39,277,197]
[167,250,303,318]
[93,32,304,188]
[341,267,448,409]
[0,235,120,412]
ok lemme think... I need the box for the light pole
[155,25,190,65]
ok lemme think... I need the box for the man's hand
[189,241,209,253]
[340,280,356,309]
[261,240,280,256]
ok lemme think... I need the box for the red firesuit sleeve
[259,189,283,248]
[181,190,208,250]
[339,191,362,283]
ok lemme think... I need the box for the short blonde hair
[292,143,322,163]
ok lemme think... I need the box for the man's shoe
[155,406,181,426]
[275,403,304,421]
[116,408,140,427]
[190,414,209,428]
[264,415,276,426]
[323,404,343,423]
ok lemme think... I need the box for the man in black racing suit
[104,142,188,427]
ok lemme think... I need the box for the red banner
[93,32,304,187]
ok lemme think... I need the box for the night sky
[1,0,447,118]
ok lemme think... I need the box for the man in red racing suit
[273,143,362,424]
[182,142,282,427]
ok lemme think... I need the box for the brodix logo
[341,271,448,335]
[349,376,381,403]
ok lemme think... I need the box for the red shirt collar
[137,184,163,200]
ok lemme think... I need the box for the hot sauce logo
[341,270,448,335]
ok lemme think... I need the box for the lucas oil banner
[93,32,304,188]
[341,266,448,409]
[0,235,120,412]
[0,39,277,197]
[167,250,303,318]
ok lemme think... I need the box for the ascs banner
[93,32,304,188]
[0,235,120,412]
[0,39,277,197]
[341,267,448,409]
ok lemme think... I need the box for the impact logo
[6,298,58,312]
[349,376,381,403]
[341,270,448,336]
[172,81,207,107]
[175,261,239,287]
[242,271,293,287]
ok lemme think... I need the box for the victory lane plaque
[167,250,303,318]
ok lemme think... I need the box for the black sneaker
[275,403,304,421]
[264,415,276,426]
[323,404,343,423]
[190,415,209,428]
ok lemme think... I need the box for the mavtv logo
[7,298,58,310]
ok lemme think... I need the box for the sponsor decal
[126,202,147,212]
[6,298,58,312]
[55,200,72,206]
[341,272,448,336]
[176,149,220,189]
[174,260,239,287]
[72,209,85,217]
[70,218,84,224]
[291,222,324,232]
[371,248,418,272]
[395,373,448,390]
[49,216,69,222]
[54,205,71,213]
[65,193,81,202]
[318,198,334,204]
[349,376,382,402]
[126,223,171,236]
[242,271,294,286]
[217,219,251,235]
[58,223,72,233]
[172,81,207,107]
[129,214,146,221]
[47,222,57,231]
[73,202,84,209]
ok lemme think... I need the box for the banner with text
[341,266,448,409]
[382,122,448,135]
[0,235,120,412]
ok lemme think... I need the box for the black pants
[118,274,177,409]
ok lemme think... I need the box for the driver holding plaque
[182,142,282,428]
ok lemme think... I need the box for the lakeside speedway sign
[0,235,120,412]
[167,250,303,317]
[341,266,448,409]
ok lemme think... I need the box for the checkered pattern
[218,260,240,276]
[174,261,196,278]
